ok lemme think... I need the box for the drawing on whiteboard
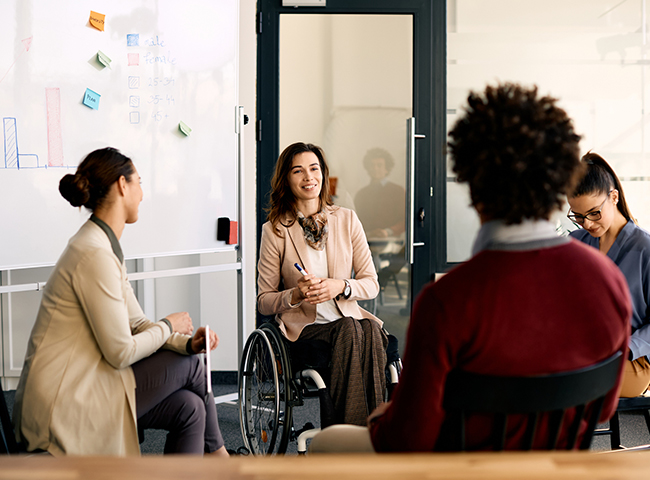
[126,34,139,47]
[0,36,33,85]
[130,112,140,124]
[128,76,140,89]
[128,53,139,66]
[2,117,41,169]
[46,87,65,167]
[143,51,177,65]
[129,96,140,108]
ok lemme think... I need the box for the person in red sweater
[309,83,632,453]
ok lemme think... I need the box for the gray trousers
[132,350,224,454]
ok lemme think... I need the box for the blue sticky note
[83,88,101,110]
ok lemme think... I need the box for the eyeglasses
[567,190,613,225]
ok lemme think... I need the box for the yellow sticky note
[179,121,192,136]
[89,11,105,31]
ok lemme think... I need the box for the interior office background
[3,0,650,386]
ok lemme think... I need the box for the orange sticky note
[89,11,105,31]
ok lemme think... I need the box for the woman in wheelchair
[257,142,388,427]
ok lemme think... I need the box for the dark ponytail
[572,152,633,222]
[59,147,134,212]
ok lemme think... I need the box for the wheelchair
[238,320,401,454]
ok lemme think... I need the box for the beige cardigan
[13,220,190,456]
[257,206,381,341]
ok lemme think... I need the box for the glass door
[279,14,412,351]
[256,0,445,355]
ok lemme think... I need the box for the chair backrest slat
[522,412,539,450]
[580,396,606,450]
[565,404,586,450]
[442,351,622,451]
[546,410,565,450]
[0,381,20,454]
[494,413,507,451]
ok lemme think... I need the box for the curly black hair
[448,83,583,224]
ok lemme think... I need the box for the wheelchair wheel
[239,324,293,454]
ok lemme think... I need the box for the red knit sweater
[371,239,631,451]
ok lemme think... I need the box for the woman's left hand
[191,326,219,354]
[306,278,346,304]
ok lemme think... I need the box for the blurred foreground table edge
[1,450,650,480]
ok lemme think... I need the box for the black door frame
[256,0,446,304]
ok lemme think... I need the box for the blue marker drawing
[129,95,140,107]
[2,117,41,169]
[128,76,140,89]
[129,112,140,124]
[126,33,139,47]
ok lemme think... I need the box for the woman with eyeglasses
[567,152,650,397]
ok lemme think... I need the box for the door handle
[406,117,426,265]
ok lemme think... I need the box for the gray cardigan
[571,220,650,360]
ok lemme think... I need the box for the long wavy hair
[266,142,333,234]
[571,151,633,222]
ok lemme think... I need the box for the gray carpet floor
[2,384,323,455]
[4,385,650,454]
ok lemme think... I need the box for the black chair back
[442,351,623,451]
[0,381,20,454]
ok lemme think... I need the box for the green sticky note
[179,121,192,136]
[97,50,111,67]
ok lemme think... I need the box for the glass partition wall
[279,15,413,353]
[447,0,650,262]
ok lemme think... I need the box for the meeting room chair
[593,394,650,449]
[0,381,20,454]
[442,351,623,451]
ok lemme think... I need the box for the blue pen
[294,263,309,276]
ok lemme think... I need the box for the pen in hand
[294,263,308,276]
[293,263,313,303]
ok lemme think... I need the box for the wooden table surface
[1,451,649,480]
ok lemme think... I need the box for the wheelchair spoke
[239,326,293,455]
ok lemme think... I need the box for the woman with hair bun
[13,147,227,456]
[568,152,650,397]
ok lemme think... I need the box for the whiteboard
[0,0,239,270]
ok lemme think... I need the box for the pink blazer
[257,206,381,341]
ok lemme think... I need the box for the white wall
[447,0,650,262]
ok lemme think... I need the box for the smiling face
[567,189,619,238]
[288,151,323,208]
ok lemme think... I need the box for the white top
[304,244,343,324]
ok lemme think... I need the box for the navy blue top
[570,220,650,359]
